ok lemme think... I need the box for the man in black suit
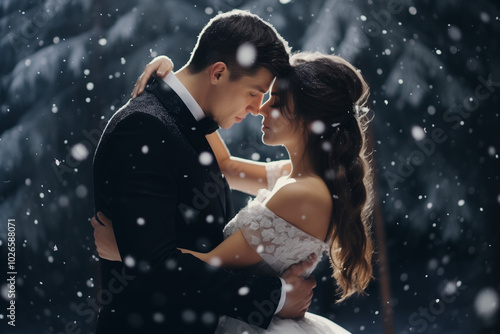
[92,10,315,333]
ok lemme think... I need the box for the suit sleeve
[101,112,281,328]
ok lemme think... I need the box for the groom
[92,10,316,334]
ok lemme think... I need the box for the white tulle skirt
[215,312,351,334]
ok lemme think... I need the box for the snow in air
[209,256,222,267]
[199,151,213,165]
[238,286,250,296]
[153,312,164,323]
[202,312,216,325]
[311,120,325,134]
[182,309,196,323]
[124,255,136,268]
[71,143,90,161]
[474,287,499,321]
[322,141,332,151]
[411,125,425,141]
[76,185,88,198]
[236,42,256,68]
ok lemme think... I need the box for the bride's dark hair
[278,52,374,301]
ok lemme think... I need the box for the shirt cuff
[274,277,287,315]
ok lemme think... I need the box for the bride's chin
[261,135,279,147]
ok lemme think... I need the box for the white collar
[161,72,206,121]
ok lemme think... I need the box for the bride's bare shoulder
[264,177,332,240]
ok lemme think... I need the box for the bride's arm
[206,132,291,195]
[92,212,262,268]
[131,56,174,98]
[133,56,290,195]
[178,229,263,269]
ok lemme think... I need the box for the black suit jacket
[92,76,282,334]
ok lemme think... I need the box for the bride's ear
[208,62,228,84]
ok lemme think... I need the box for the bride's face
[259,80,302,146]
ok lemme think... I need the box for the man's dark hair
[187,10,291,80]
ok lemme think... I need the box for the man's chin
[219,121,233,129]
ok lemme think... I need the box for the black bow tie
[197,117,219,135]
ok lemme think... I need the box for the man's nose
[258,100,270,116]
[248,107,260,116]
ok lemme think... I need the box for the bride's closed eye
[270,99,280,109]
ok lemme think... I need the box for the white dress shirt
[161,72,286,315]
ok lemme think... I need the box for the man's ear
[209,62,228,84]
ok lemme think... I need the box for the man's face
[207,67,274,129]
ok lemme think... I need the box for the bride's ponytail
[325,108,373,301]
[279,53,374,301]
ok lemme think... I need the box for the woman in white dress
[92,52,374,333]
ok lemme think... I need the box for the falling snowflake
[238,286,250,296]
[311,120,325,134]
[70,143,90,161]
[236,42,256,67]
[199,151,213,165]
[411,125,425,141]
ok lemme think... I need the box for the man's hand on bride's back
[277,253,317,319]
[131,56,174,99]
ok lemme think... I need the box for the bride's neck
[285,141,314,179]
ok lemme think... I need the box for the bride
[92,52,374,333]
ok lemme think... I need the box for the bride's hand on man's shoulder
[131,55,174,99]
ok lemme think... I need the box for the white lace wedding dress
[215,161,351,334]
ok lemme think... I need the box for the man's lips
[235,117,244,123]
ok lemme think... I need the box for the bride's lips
[262,123,270,130]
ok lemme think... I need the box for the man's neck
[175,66,209,117]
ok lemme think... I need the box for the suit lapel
[145,75,228,218]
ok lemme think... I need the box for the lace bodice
[223,161,329,278]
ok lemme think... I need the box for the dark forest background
[1,0,499,333]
